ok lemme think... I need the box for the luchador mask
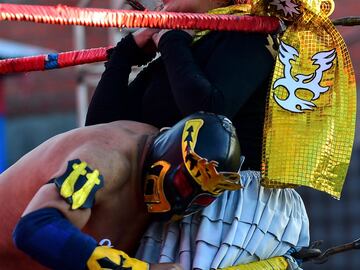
[143,112,242,221]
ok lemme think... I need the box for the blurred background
[0,0,359,269]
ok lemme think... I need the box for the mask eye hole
[144,178,155,196]
[173,165,194,198]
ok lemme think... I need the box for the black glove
[106,34,156,67]
[291,240,324,264]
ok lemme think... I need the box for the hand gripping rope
[0,3,279,74]
[1,3,358,74]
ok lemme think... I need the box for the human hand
[149,263,184,270]
[287,241,323,264]
[133,28,160,53]
[132,0,164,53]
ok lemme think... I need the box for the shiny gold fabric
[219,256,288,270]
[259,0,357,198]
[195,0,356,198]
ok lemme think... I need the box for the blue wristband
[285,247,303,266]
[13,207,97,270]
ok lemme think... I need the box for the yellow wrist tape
[87,246,149,270]
[219,256,288,270]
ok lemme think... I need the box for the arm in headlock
[13,207,148,270]
[13,206,292,270]
[13,182,149,270]
[85,34,155,126]
[158,30,275,117]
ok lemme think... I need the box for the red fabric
[0,47,110,74]
[173,168,194,198]
[0,55,45,74]
[57,47,109,68]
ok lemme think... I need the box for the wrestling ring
[0,1,359,268]
[1,1,357,125]
[0,2,358,74]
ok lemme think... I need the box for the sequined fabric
[259,0,357,198]
[198,0,356,198]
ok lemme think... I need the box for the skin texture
[0,120,182,270]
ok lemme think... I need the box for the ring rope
[0,3,280,74]
[0,4,279,31]
[0,47,111,74]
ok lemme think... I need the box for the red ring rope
[0,3,280,74]
[0,4,279,32]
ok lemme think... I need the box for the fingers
[133,28,160,48]
[309,240,324,249]
[151,32,159,47]
[151,29,172,48]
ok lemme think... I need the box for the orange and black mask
[143,112,242,221]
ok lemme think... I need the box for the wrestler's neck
[139,133,157,172]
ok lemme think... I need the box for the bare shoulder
[52,121,158,185]
[48,121,158,213]
[0,120,158,193]
[0,120,157,231]
[105,120,159,134]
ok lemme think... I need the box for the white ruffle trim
[136,170,310,270]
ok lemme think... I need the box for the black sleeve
[85,34,154,126]
[158,30,275,118]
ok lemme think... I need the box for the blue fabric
[13,207,97,270]
[45,53,59,69]
[285,247,303,266]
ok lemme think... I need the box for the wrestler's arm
[12,159,181,270]
[85,34,154,126]
[157,30,274,117]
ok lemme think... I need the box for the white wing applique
[273,41,336,113]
